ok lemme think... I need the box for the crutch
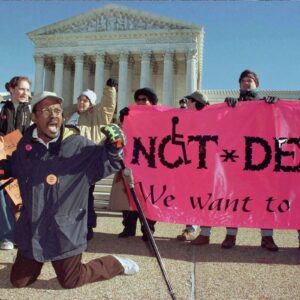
[120,160,177,300]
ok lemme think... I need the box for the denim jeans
[0,189,15,242]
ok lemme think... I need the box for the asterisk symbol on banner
[220,149,239,162]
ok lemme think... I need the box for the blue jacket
[7,124,121,262]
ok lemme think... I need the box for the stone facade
[28,4,203,109]
[28,4,300,109]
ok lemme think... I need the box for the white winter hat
[79,89,97,105]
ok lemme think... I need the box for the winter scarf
[238,89,259,101]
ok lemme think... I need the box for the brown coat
[108,170,131,211]
[64,86,116,144]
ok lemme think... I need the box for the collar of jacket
[25,123,80,146]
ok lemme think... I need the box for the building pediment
[28,4,201,38]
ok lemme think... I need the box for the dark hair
[186,96,210,111]
[238,70,259,87]
[5,76,32,92]
[134,87,158,105]
[195,100,209,110]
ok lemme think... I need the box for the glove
[225,97,238,108]
[119,107,130,123]
[101,124,126,149]
[106,78,118,88]
[264,96,279,104]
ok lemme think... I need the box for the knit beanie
[79,89,97,105]
[239,70,259,88]
[134,87,158,105]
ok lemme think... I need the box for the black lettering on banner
[171,117,191,164]
[158,135,184,169]
[190,193,252,212]
[244,137,272,171]
[274,137,300,172]
[158,116,192,169]
[131,137,157,168]
[190,193,212,209]
[266,197,291,213]
[137,182,175,207]
[188,135,218,169]
[278,200,290,212]
[266,197,275,212]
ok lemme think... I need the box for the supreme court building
[28,4,203,109]
[28,4,300,108]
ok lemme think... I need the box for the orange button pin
[46,174,57,185]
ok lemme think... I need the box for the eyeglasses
[36,107,63,117]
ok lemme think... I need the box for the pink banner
[123,100,300,229]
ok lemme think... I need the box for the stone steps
[94,174,114,210]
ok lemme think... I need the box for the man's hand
[119,107,130,123]
[264,96,279,104]
[225,97,238,108]
[101,124,126,149]
[106,78,118,88]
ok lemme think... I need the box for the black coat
[7,124,121,262]
[0,100,31,135]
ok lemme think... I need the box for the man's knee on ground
[11,278,33,288]
[57,277,81,289]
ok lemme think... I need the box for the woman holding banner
[109,87,158,241]
[0,76,32,250]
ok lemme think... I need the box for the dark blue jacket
[7,124,121,262]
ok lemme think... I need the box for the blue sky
[1,1,300,92]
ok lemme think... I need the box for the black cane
[119,160,177,300]
[0,178,14,191]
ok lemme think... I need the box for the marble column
[94,52,105,99]
[186,49,197,94]
[118,52,129,110]
[104,57,112,84]
[53,54,64,97]
[83,57,90,90]
[34,54,44,95]
[73,54,84,103]
[62,57,73,107]
[140,51,151,88]
[127,56,135,102]
[44,57,54,92]
[163,51,174,106]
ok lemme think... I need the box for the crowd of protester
[0,69,299,289]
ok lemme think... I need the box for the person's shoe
[176,229,197,241]
[0,240,14,250]
[191,234,210,245]
[87,227,94,241]
[261,236,279,251]
[113,256,139,275]
[221,235,236,249]
[118,230,135,238]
